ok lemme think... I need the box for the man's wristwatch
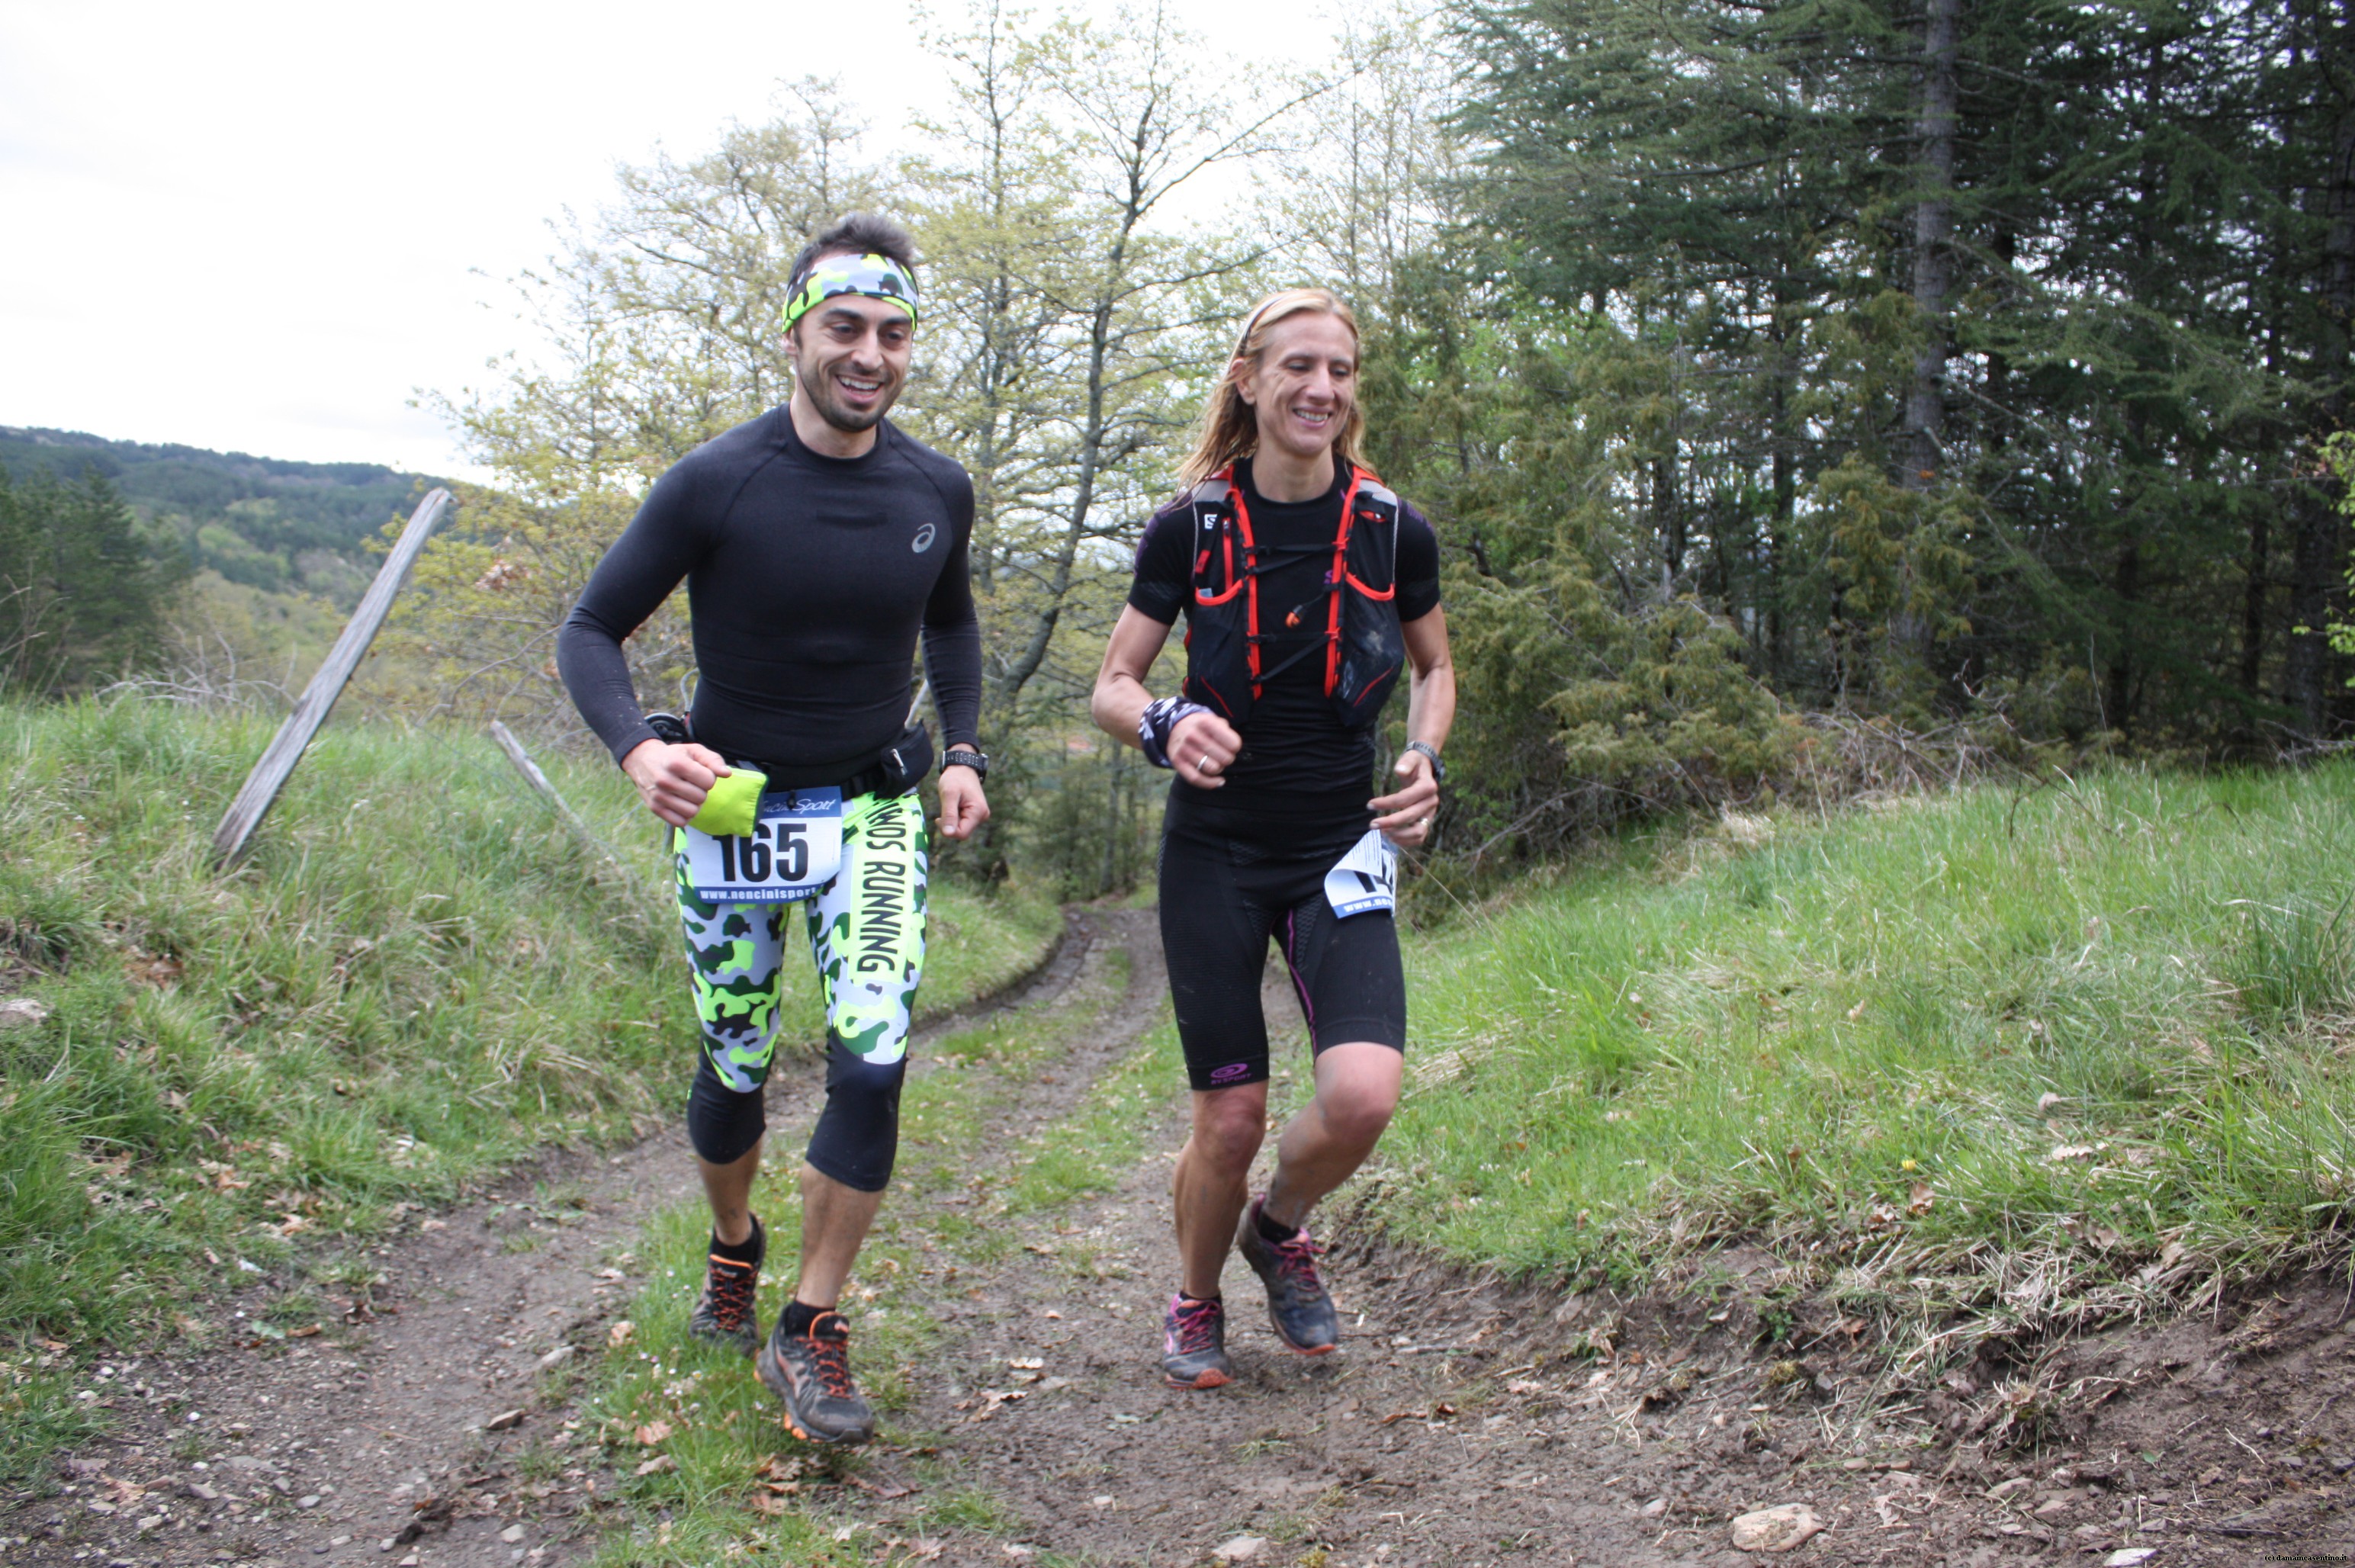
[943,746,988,780]
[1406,740,1446,784]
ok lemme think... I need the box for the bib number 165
[712,819,811,882]
[681,787,845,902]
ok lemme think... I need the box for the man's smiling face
[789,281,915,435]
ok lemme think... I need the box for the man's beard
[800,366,899,433]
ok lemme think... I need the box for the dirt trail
[19,906,2355,1568]
[837,954,1727,1568]
[775,927,2355,1568]
[1,912,1101,1568]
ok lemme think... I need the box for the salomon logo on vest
[911,524,937,553]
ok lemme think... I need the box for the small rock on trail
[1730,1503,1824,1553]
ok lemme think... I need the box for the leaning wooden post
[210,487,454,866]
[487,720,644,890]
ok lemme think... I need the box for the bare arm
[1090,606,1239,790]
[1401,605,1457,757]
[622,739,733,830]
[1369,606,1457,847]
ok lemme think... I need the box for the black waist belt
[653,709,933,799]
[833,759,898,799]
[743,722,933,800]
[739,757,893,797]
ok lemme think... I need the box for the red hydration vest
[1181,463,1406,732]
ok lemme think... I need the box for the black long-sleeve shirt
[557,408,983,782]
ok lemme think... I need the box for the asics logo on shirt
[911,523,937,553]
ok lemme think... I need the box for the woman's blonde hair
[1176,288,1365,487]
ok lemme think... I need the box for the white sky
[0,1,1348,478]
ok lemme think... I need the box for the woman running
[1091,287,1455,1389]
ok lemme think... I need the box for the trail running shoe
[1161,1293,1233,1390]
[756,1310,876,1445]
[686,1219,764,1358]
[1237,1197,1338,1354]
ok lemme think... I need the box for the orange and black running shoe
[687,1218,764,1358]
[757,1309,875,1445]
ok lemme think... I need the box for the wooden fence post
[210,487,454,867]
[487,720,647,892]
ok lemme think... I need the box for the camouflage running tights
[675,789,930,1190]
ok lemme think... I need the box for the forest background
[6,0,2353,898]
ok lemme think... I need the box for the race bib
[1324,828,1399,917]
[681,787,844,902]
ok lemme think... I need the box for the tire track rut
[834,961,1717,1568]
[2,911,1110,1568]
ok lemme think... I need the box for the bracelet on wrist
[1139,697,1212,770]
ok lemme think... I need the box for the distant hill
[0,426,448,605]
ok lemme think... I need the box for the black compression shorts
[1157,795,1407,1092]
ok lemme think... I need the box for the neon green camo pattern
[673,789,930,1090]
[779,252,920,333]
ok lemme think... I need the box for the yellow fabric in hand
[687,768,767,838]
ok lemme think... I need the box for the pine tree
[1444,0,2346,747]
[0,468,188,696]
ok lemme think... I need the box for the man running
[1091,287,1454,1389]
[557,214,989,1444]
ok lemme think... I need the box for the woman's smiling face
[1235,310,1358,468]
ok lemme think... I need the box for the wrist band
[1139,697,1212,770]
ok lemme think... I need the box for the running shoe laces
[689,1222,766,1357]
[1267,1229,1323,1291]
[805,1314,859,1400]
[705,1255,757,1325]
[1166,1295,1223,1358]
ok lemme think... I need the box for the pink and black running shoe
[1161,1292,1233,1389]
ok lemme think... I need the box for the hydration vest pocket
[1326,483,1406,724]
[1185,478,1260,722]
[1332,616,1406,725]
[1182,614,1255,723]
[1180,465,1409,733]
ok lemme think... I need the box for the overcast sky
[0,1,1347,477]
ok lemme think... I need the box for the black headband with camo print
[782,252,920,333]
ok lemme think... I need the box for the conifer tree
[0,468,188,696]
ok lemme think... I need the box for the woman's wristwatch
[1406,740,1446,784]
[943,746,988,779]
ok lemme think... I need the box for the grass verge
[0,696,1051,1485]
[1374,762,2355,1367]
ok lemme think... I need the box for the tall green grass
[1383,764,2355,1328]
[0,698,1052,1362]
